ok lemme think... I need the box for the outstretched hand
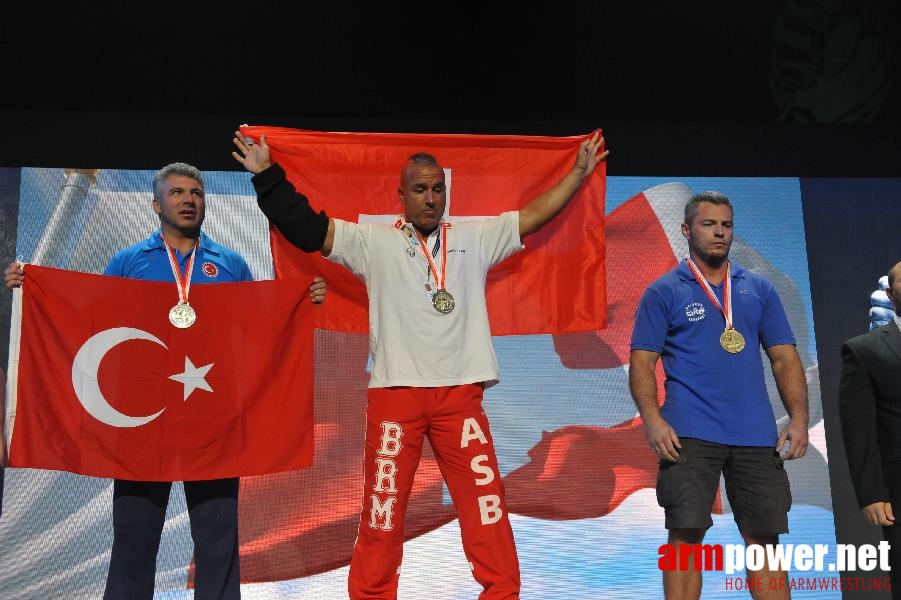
[573,130,609,181]
[232,130,272,175]
[517,129,610,238]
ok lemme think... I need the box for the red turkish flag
[4,265,317,481]
[239,126,607,335]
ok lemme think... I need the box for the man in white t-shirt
[233,131,607,600]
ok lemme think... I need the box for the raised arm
[765,343,809,460]
[232,131,335,255]
[518,131,609,237]
[629,348,680,461]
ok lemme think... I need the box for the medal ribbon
[412,223,451,292]
[685,258,735,331]
[161,234,199,306]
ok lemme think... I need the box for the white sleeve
[326,219,369,279]
[478,211,524,268]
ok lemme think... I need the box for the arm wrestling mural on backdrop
[0,159,848,599]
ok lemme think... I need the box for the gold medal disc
[720,328,745,353]
[432,289,455,314]
[169,303,197,329]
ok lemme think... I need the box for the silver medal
[432,289,455,314]
[169,302,196,328]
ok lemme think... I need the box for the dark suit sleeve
[251,163,329,253]
[839,340,890,507]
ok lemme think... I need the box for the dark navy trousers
[103,477,240,600]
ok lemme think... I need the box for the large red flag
[232,189,674,583]
[239,126,607,335]
[4,265,317,481]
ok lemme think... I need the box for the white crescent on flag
[71,327,168,427]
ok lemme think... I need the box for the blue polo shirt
[104,230,253,283]
[630,260,796,446]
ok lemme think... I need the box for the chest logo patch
[685,302,706,322]
[202,262,219,278]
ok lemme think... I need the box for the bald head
[398,153,446,234]
[401,153,441,179]
[889,261,901,289]
[887,261,901,316]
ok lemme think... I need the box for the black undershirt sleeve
[250,163,329,253]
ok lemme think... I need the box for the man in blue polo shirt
[629,190,809,600]
[100,162,258,600]
[5,162,327,599]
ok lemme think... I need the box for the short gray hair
[152,162,204,199]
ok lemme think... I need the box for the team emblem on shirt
[685,302,706,322]
[202,262,219,278]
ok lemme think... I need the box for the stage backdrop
[0,165,876,599]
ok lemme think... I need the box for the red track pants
[348,384,521,599]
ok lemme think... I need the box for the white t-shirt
[327,211,524,388]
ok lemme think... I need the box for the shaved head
[889,261,901,289]
[886,261,901,316]
[398,153,446,235]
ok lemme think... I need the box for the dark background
[0,1,898,174]
[0,1,899,597]
[802,178,901,598]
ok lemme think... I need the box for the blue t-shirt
[629,260,796,446]
[104,230,253,284]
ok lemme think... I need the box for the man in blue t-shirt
[5,162,327,599]
[629,191,808,600]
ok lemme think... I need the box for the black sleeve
[838,340,890,507]
[250,163,329,253]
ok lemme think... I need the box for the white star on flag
[168,356,214,401]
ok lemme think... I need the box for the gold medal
[720,328,745,353]
[685,260,746,355]
[169,302,196,328]
[432,289,455,314]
